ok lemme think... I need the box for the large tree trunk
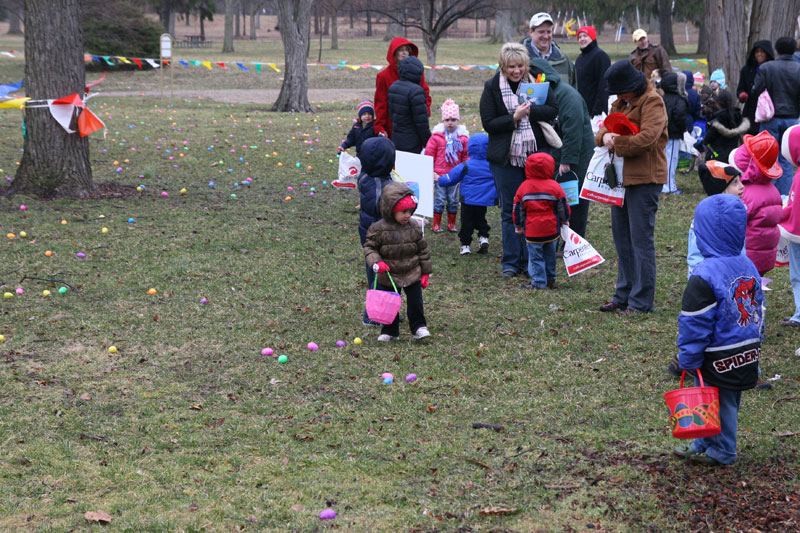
[696,16,707,55]
[249,2,258,39]
[235,1,241,37]
[422,33,438,84]
[200,15,206,40]
[657,0,676,54]
[12,0,93,198]
[704,0,750,94]
[491,9,513,44]
[366,10,372,37]
[7,0,23,34]
[748,0,800,51]
[330,11,338,49]
[273,0,313,112]
[223,0,235,52]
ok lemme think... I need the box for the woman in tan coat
[596,60,668,314]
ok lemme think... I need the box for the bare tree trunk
[235,2,241,37]
[168,9,176,35]
[200,15,206,40]
[657,0,676,54]
[385,21,402,41]
[349,9,354,29]
[223,0,235,52]
[748,0,800,50]
[12,0,93,198]
[366,10,372,37]
[7,0,23,34]
[330,11,338,49]
[273,0,313,112]
[422,33,438,84]
[323,15,329,35]
[696,17,707,55]
[492,9,513,44]
[704,0,749,93]
[484,16,491,37]
[313,4,320,34]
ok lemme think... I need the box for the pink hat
[441,99,460,121]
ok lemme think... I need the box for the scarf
[444,129,463,165]
[500,73,536,167]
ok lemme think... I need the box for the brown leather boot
[447,213,457,232]
[433,212,444,233]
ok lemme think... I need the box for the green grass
[0,33,798,531]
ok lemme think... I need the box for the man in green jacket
[530,58,594,239]
[521,12,577,89]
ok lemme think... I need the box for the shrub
[82,0,162,65]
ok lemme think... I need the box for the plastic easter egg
[19,231,26,238]
[58,287,68,294]
[19,204,26,210]
[148,288,157,295]
[284,196,291,201]
[76,252,86,258]
[383,377,393,384]
[322,181,328,185]
[3,292,13,299]
[15,288,23,295]
[0,334,4,342]
[44,250,53,256]
[230,193,237,198]
[353,337,362,345]
[200,297,208,304]
[309,192,315,197]
[406,374,417,382]
[61,220,67,225]
[336,340,346,347]
[319,509,336,520]
[381,372,393,381]
[180,188,187,195]
[208,181,215,187]
[261,348,274,356]
[137,186,143,192]
[161,191,168,197]
[307,342,319,351]
[6,233,14,239]
[42,290,51,297]
[108,345,118,354]
[277,355,288,364]
[287,186,293,191]
[102,227,108,234]
[128,218,135,223]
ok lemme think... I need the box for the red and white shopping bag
[561,226,605,276]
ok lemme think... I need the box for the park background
[1,4,799,531]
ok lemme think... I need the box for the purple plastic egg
[336,340,346,347]
[200,297,208,304]
[318,508,336,520]
[307,342,319,351]
[76,252,86,258]
[405,374,417,382]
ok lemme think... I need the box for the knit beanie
[392,194,417,214]
[604,59,646,95]
[693,72,704,86]
[710,69,726,89]
[576,26,596,41]
[357,99,374,119]
[441,99,460,120]
[698,160,741,196]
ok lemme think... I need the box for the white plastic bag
[776,234,789,268]
[561,225,605,276]
[580,146,625,206]
[334,152,361,189]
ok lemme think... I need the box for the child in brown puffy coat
[364,182,433,341]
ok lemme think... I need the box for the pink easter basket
[366,272,402,325]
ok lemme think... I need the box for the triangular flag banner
[216,62,227,69]
[77,107,105,137]
[102,56,114,66]
[118,56,131,64]
[0,97,29,109]
[0,81,23,98]
[190,60,201,66]
[179,60,190,66]
[201,61,212,70]
[92,55,101,63]
[47,100,76,133]
[268,63,280,72]
[236,62,248,71]
[255,63,262,73]
[145,58,160,68]
[53,93,84,108]
[132,58,143,69]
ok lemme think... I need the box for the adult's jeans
[789,241,800,323]
[690,383,742,465]
[490,163,528,274]
[526,240,557,287]
[610,183,661,312]
[760,116,798,195]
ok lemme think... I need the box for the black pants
[377,281,426,337]
[458,203,490,246]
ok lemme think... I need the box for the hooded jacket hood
[529,57,561,86]
[386,37,419,71]
[746,40,775,67]
[660,72,680,94]
[694,194,747,259]
[467,132,489,160]
[525,152,556,180]
[398,56,424,84]
[359,136,396,177]
[379,181,416,221]
[681,70,694,91]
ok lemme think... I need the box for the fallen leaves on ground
[84,510,112,523]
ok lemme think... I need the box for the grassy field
[0,31,798,531]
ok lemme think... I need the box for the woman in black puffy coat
[387,56,431,153]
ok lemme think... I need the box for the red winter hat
[743,131,782,179]
[392,194,418,213]
[604,112,640,136]
[576,26,596,41]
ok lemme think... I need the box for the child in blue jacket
[673,194,764,466]
[357,136,397,326]
[436,133,498,255]
[339,99,377,158]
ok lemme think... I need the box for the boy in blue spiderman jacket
[673,194,764,466]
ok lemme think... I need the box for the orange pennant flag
[77,107,105,137]
[52,93,84,108]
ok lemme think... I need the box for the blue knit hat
[357,99,374,119]
[710,69,726,89]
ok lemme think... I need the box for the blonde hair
[499,42,530,79]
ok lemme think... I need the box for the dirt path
[98,86,484,105]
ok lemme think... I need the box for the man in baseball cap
[521,12,576,88]
[629,28,672,81]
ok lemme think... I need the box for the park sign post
[160,33,173,98]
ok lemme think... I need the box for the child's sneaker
[412,327,430,340]
[460,245,471,255]
[477,236,489,254]
[362,317,381,327]
[377,334,399,342]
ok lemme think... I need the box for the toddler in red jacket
[513,152,570,289]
